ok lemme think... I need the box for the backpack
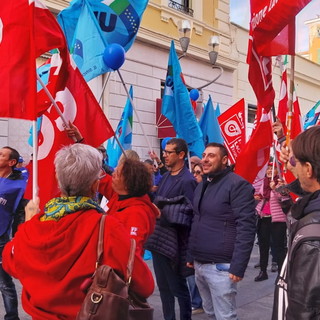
[272,215,320,320]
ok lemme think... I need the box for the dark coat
[286,193,320,319]
[145,166,197,276]
[188,167,256,278]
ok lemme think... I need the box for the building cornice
[137,27,238,71]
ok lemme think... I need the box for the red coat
[99,175,159,256]
[3,210,154,320]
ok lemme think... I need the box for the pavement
[0,244,276,320]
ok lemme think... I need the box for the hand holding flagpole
[36,73,77,142]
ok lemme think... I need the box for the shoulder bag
[76,214,154,320]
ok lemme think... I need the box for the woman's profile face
[193,164,203,184]
[112,164,128,195]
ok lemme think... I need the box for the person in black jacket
[145,138,197,320]
[187,143,256,320]
[272,126,320,319]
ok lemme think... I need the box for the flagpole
[271,105,283,180]
[98,72,111,104]
[286,56,295,146]
[117,70,153,153]
[36,73,76,142]
[32,120,38,201]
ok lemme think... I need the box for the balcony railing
[168,0,194,17]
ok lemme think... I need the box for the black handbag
[77,214,154,320]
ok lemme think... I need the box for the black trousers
[152,252,191,320]
[257,218,287,272]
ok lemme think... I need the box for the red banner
[26,54,114,209]
[0,0,66,120]
[250,0,311,56]
[234,109,273,183]
[218,99,246,164]
[247,30,275,112]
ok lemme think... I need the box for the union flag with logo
[218,99,246,164]
[25,53,114,210]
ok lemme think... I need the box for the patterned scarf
[41,196,104,221]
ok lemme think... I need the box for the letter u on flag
[58,0,149,81]
[161,40,204,158]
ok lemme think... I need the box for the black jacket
[285,192,320,319]
[188,167,256,278]
[145,167,197,276]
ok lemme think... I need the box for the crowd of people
[0,121,320,319]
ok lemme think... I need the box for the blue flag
[199,96,224,146]
[303,100,320,130]
[0,175,27,235]
[58,0,149,81]
[215,103,221,117]
[107,86,133,168]
[161,41,204,158]
[28,117,43,147]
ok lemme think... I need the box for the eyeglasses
[289,155,297,167]
[162,150,177,155]
[193,170,202,175]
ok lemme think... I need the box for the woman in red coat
[2,144,154,320]
[99,158,160,257]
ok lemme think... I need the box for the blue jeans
[0,235,20,320]
[187,275,202,309]
[194,261,237,320]
[152,252,191,320]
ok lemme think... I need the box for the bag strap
[95,214,137,285]
[289,222,320,263]
[126,238,136,285]
[96,214,106,268]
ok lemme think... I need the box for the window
[247,104,257,124]
[168,0,193,16]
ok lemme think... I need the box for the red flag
[234,109,273,184]
[247,30,275,112]
[250,0,311,56]
[0,0,67,120]
[291,87,302,139]
[27,54,114,209]
[218,99,246,164]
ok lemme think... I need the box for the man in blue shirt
[0,146,26,320]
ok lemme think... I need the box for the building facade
[1,0,320,162]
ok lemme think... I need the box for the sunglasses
[193,170,202,175]
[289,155,297,167]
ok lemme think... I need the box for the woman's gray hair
[54,144,103,196]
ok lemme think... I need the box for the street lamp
[177,20,223,118]
[178,20,192,57]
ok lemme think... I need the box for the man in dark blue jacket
[145,138,197,320]
[187,143,256,320]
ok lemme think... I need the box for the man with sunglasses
[187,142,256,320]
[145,138,197,320]
[272,126,320,319]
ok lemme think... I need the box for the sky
[230,0,319,52]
